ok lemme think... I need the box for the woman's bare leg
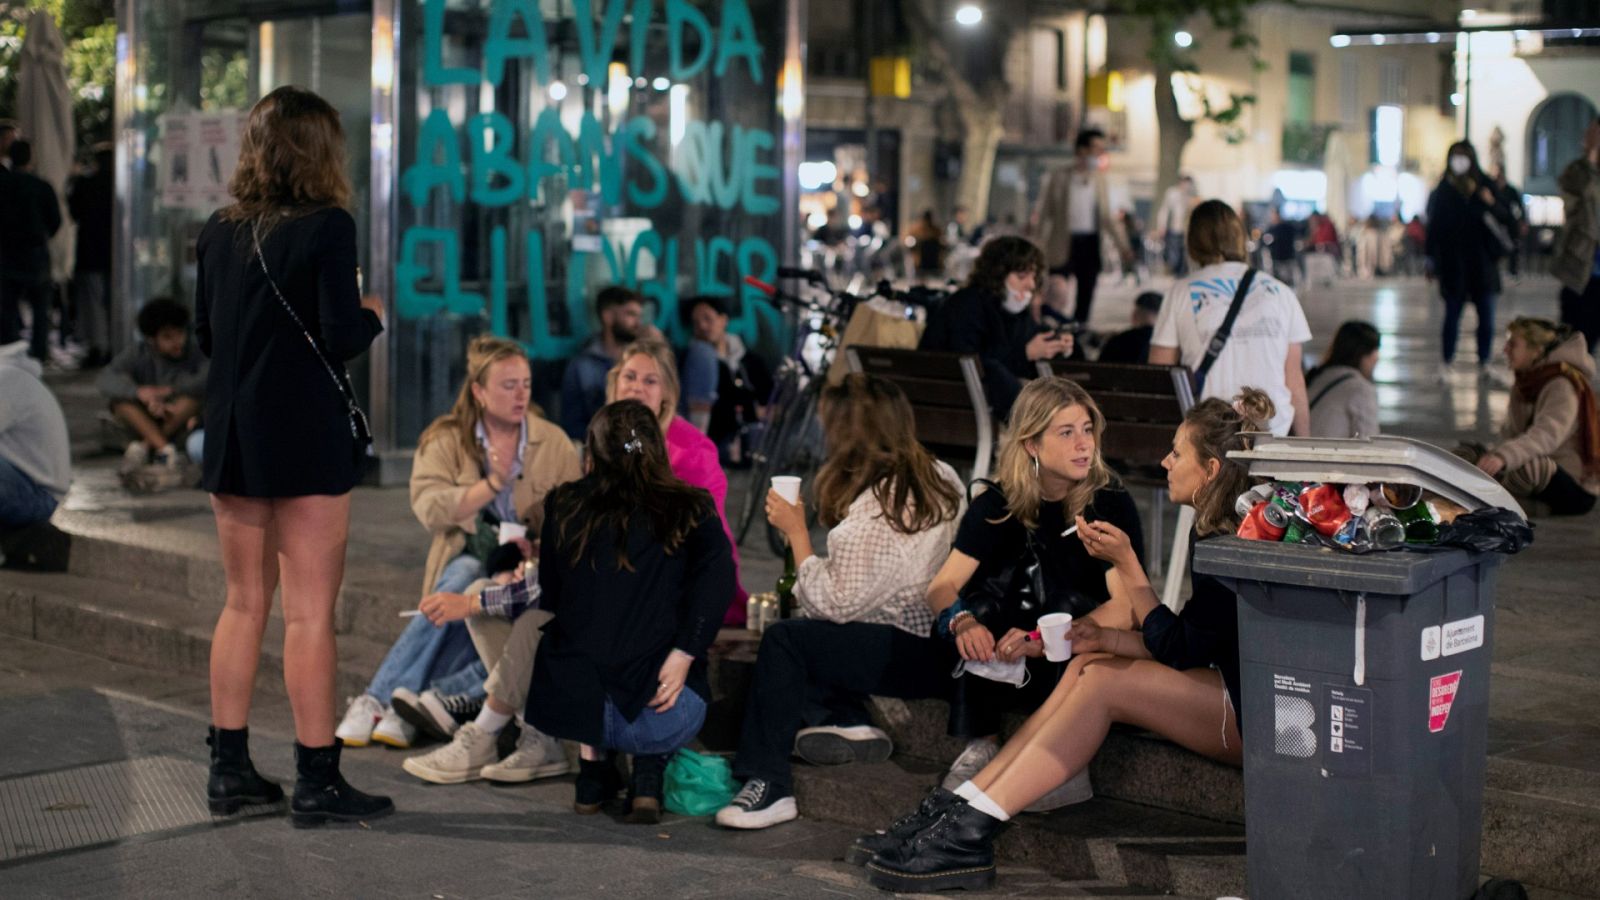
[968,652,1108,791]
[273,493,352,746]
[209,494,281,729]
[979,658,1241,814]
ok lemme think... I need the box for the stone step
[790,757,1246,896]
[1,569,391,704]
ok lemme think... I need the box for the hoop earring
[1031,454,1040,479]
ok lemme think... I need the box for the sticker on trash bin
[1323,685,1372,774]
[1429,670,1463,733]
[1440,615,1484,657]
[1420,626,1441,661]
[1273,672,1317,759]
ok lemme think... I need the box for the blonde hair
[222,86,351,230]
[1185,200,1248,266]
[604,339,681,429]
[417,336,535,456]
[993,377,1114,528]
[1506,317,1570,357]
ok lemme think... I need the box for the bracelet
[949,611,977,636]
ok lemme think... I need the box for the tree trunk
[956,101,1005,221]
[1153,57,1194,210]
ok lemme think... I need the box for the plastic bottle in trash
[1362,507,1408,549]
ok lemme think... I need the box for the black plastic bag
[1435,508,1535,554]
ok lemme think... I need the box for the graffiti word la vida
[398,0,783,359]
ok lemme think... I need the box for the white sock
[474,706,512,735]
[965,788,1011,822]
[954,780,981,801]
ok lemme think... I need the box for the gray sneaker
[481,725,569,783]
[401,723,497,784]
[1022,768,1093,813]
[940,738,999,791]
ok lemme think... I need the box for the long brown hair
[967,235,1045,300]
[552,400,713,571]
[222,86,351,230]
[417,336,537,457]
[993,376,1115,528]
[1184,388,1275,536]
[604,339,681,430]
[1185,199,1248,266]
[813,374,962,534]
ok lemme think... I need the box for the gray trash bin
[1191,434,1525,900]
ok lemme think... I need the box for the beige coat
[1493,334,1600,494]
[1553,158,1600,295]
[410,413,582,595]
[1032,164,1131,271]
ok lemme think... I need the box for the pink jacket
[666,416,749,621]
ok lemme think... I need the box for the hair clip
[623,428,643,455]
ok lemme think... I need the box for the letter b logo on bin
[1274,695,1317,758]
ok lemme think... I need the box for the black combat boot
[207,726,285,815]
[866,800,1009,893]
[625,753,668,824]
[290,741,395,828]
[574,753,623,814]
[844,786,961,866]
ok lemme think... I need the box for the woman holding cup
[924,376,1145,811]
[714,374,965,830]
[858,389,1270,893]
[335,336,581,749]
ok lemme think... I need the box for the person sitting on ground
[1462,318,1598,516]
[1094,292,1163,364]
[1149,200,1312,436]
[925,376,1144,810]
[713,374,965,830]
[397,541,572,786]
[336,336,581,749]
[98,297,208,471]
[0,340,71,570]
[608,338,748,624]
[919,236,1073,420]
[1306,321,1381,439]
[559,285,645,439]
[526,400,735,825]
[678,295,773,465]
[857,390,1271,893]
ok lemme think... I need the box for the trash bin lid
[1192,536,1494,594]
[1228,434,1526,521]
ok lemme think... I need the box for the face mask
[1449,155,1472,176]
[953,657,1031,688]
[1002,287,1032,314]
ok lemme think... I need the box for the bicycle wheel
[763,394,825,557]
[734,368,804,546]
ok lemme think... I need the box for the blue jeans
[0,456,58,528]
[1442,292,1497,364]
[680,339,720,410]
[364,553,490,703]
[601,688,707,755]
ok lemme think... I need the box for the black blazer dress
[195,207,382,497]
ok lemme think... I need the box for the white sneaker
[121,440,149,472]
[793,725,894,766]
[401,722,498,784]
[335,695,384,747]
[1435,362,1455,384]
[940,738,999,791]
[481,725,570,783]
[714,778,799,830]
[153,444,183,468]
[1022,768,1094,813]
[371,706,417,749]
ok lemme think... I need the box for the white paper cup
[1037,612,1073,662]
[497,522,527,544]
[770,476,802,504]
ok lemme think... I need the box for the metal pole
[1463,31,1472,139]
[780,0,806,266]
[861,1,876,191]
[369,0,400,455]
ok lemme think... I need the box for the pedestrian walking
[0,140,62,362]
[1031,129,1133,327]
[1425,141,1517,382]
[1553,117,1600,354]
[195,86,389,827]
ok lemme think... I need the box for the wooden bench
[1036,359,1194,584]
[845,347,994,481]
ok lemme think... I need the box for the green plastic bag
[663,748,739,816]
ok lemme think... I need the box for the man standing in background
[1032,129,1133,327]
[1554,118,1600,354]
[0,140,62,362]
[1153,174,1197,276]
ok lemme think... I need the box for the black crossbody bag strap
[1193,267,1257,394]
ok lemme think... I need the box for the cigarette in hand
[1061,523,1078,538]
[398,610,423,618]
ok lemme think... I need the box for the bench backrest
[846,347,993,480]
[1035,360,1194,470]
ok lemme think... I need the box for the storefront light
[852,181,869,198]
[798,160,838,191]
[608,62,631,120]
[1330,34,1352,48]
[652,76,670,91]
[955,5,982,27]
[548,81,568,101]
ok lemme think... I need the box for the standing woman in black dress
[196,86,390,827]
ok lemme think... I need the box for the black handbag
[956,481,1081,629]
[252,225,375,466]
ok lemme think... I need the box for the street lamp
[1173,30,1193,48]
[955,5,983,26]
